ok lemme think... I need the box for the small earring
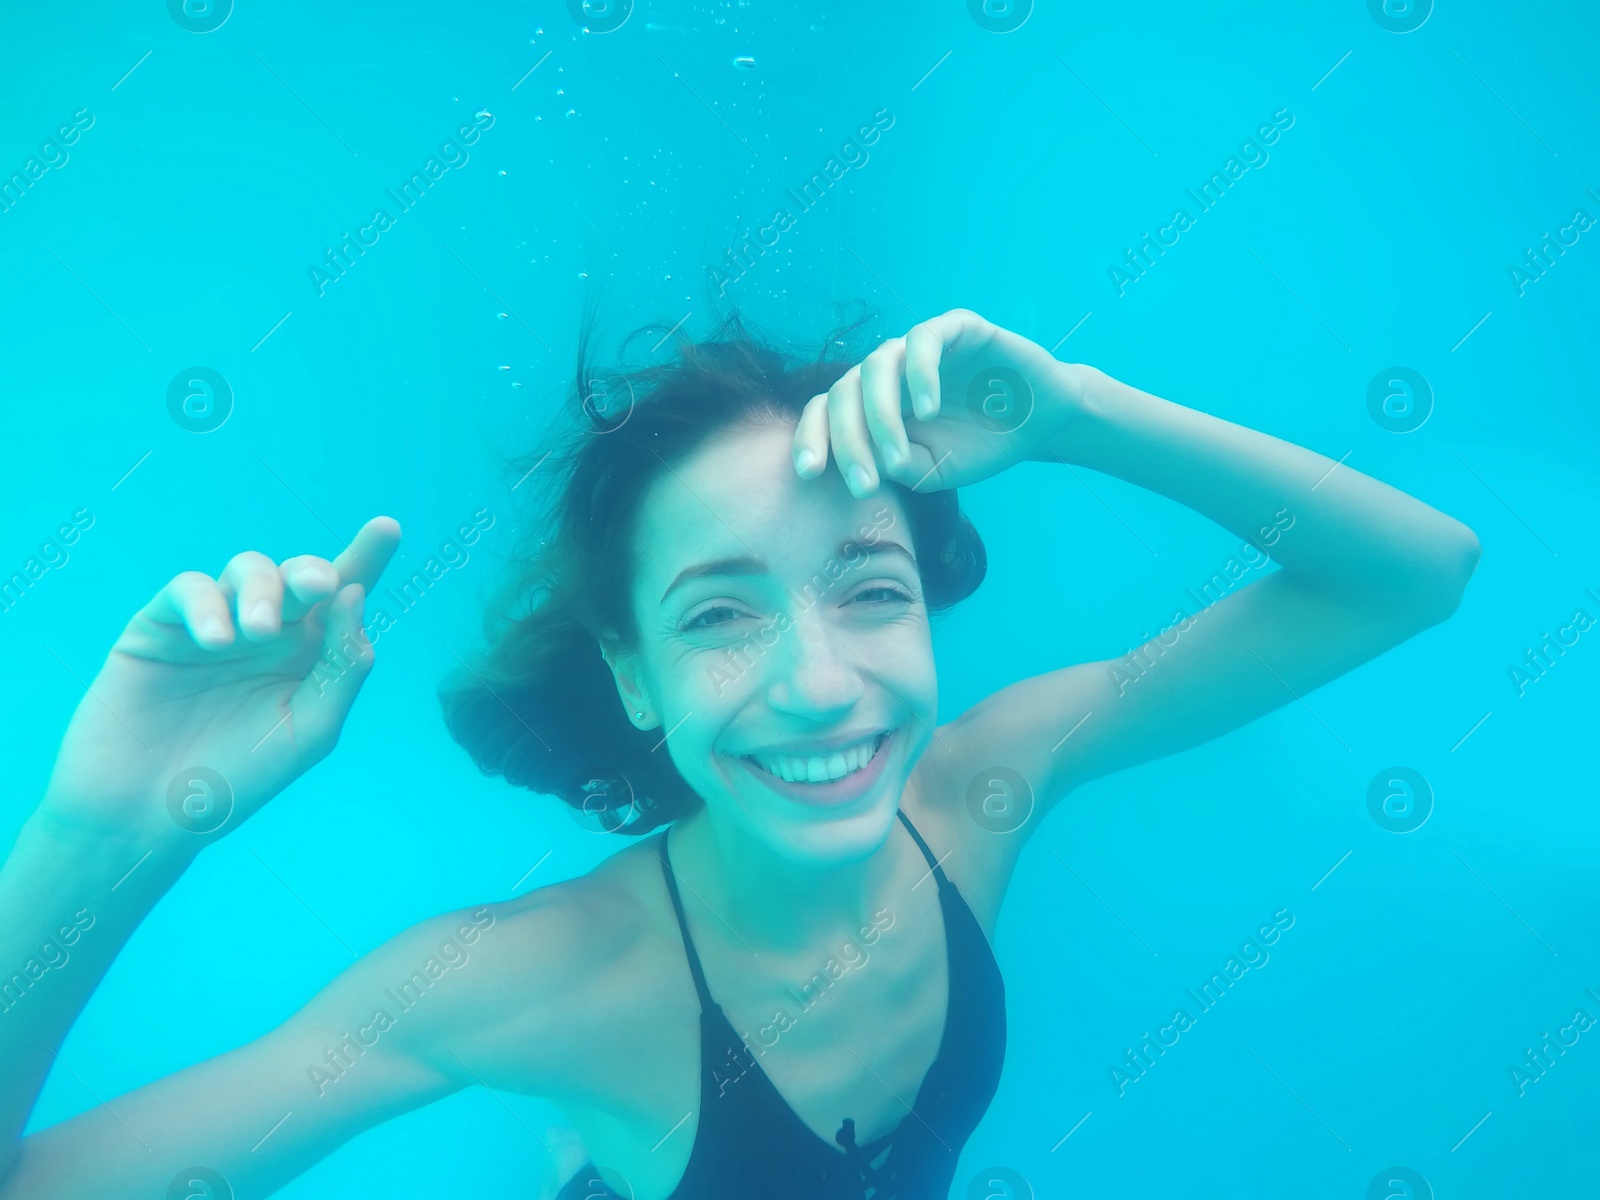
[635,710,646,720]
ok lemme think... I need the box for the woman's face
[613,417,938,864]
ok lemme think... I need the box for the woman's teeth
[747,732,886,784]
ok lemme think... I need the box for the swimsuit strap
[659,812,946,1014]
[896,807,950,889]
[657,826,717,1013]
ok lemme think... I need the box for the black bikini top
[561,807,1007,1199]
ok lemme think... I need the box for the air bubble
[732,55,756,69]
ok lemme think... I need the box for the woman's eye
[854,586,912,605]
[683,605,743,631]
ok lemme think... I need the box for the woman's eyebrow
[659,539,917,605]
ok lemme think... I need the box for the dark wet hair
[438,307,987,835]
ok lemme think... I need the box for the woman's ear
[598,639,656,728]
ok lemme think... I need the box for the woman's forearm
[1042,366,1481,614]
[0,804,195,1181]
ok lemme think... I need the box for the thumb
[289,583,376,755]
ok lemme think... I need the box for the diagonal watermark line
[1243,243,1350,351]
[910,847,953,892]
[1053,850,1159,957]
[251,450,348,548]
[110,850,153,892]
[910,50,952,92]
[910,449,952,493]
[251,1111,293,1152]
[445,244,551,350]
[1243,641,1351,751]
[651,710,692,753]
[842,1041,952,1152]
[1450,50,1558,156]
[110,450,152,491]
[42,644,150,749]
[443,644,553,753]
[1310,850,1351,892]
[251,310,293,352]
[651,310,692,353]
[442,1046,552,1149]
[1310,450,1352,492]
[42,1046,152,1149]
[1451,1110,1492,1152]
[1051,311,1093,353]
[1448,449,1557,557]
[1052,53,1158,157]
[252,51,359,156]
[510,450,552,492]
[1450,711,1492,752]
[1449,849,1558,956]
[44,245,151,351]
[1050,1110,1093,1151]
[843,245,923,323]
[251,850,358,957]
[1244,1043,1351,1150]
[1055,457,1159,556]
[1050,710,1093,753]
[652,51,757,157]
[650,1111,693,1153]
[1450,311,1492,352]
[1310,51,1351,92]
[511,50,552,91]
[110,50,152,91]
[509,850,552,894]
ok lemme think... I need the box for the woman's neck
[669,805,901,959]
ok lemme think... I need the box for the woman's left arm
[795,309,1482,831]
[980,360,1482,803]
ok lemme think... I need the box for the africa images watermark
[312,506,497,694]
[307,110,496,297]
[0,906,96,1016]
[1109,907,1296,1097]
[0,507,96,618]
[716,906,898,1098]
[0,107,94,216]
[307,906,497,1096]
[1109,506,1296,696]
[705,505,898,697]
[1108,106,1296,297]
[711,106,896,296]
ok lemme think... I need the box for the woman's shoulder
[399,833,698,1099]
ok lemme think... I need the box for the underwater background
[3,1,1598,1196]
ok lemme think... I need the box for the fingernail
[247,601,273,627]
[913,392,934,418]
[795,448,818,474]
[882,443,904,469]
[199,616,226,642]
[847,463,874,494]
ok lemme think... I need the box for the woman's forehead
[631,422,906,589]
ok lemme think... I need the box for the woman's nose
[762,616,865,717]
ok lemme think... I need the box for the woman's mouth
[734,729,896,807]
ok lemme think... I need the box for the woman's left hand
[792,308,1094,496]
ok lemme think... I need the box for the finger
[904,308,987,421]
[329,516,403,594]
[279,555,341,623]
[859,340,916,484]
[288,583,375,760]
[141,571,234,650]
[793,392,832,479]
[218,551,284,643]
[904,322,947,421]
[826,367,878,498]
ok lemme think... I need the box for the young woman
[0,309,1480,1200]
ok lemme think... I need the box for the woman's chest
[554,886,955,1199]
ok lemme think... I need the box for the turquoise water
[4,2,1598,1197]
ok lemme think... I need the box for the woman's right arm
[0,516,493,1197]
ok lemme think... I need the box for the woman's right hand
[41,516,402,846]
